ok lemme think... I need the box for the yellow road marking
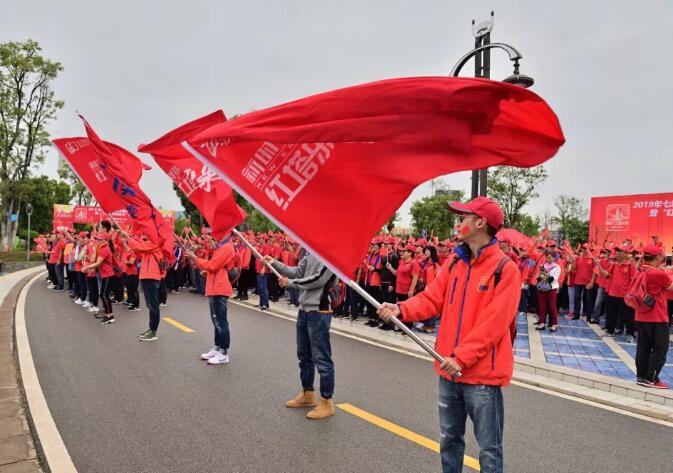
[162,317,194,333]
[337,403,480,471]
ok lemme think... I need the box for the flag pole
[344,279,454,369]
[232,228,283,278]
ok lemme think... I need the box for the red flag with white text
[138,111,246,240]
[181,77,564,279]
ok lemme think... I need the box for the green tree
[58,161,92,205]
[553,195,589,245]
[14,175,71,243]
[517,213,541,236]
[487,166,548,228]
[0,40,64,250]
[409,190,464,239]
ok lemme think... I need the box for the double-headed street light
[450,12,534,199]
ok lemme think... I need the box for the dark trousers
[606,295,635,335]
[47,263,56,286]
[110,275,124,302]
[573,284,595,317]
[159,278,167,304]
[87,276,99,306]
[268,273,280,301]
[208,296,230,352]
[635,322,670,381]
[141,279,161,331]
[100,277,113,315]
[66,269,75,291]
[126,274,140,308]
[237,269,249,296]
[381,282,396,304]
[296,310,334,399]
[364,285,382,320]
[77,272,88,301]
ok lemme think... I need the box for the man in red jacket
[378,196,520,473]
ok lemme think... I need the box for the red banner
[52,205,175,233]
[589,193,673,253]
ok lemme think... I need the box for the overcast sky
[2,0,672,226]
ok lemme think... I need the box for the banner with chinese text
[589,193,673,253]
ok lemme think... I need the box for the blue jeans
[141,279,161,331]
[288,287,300,306]
[438,377,504,473]
[256,274,269,308]
[296,310,334,399]
[208,296,230,352]
[591,287,606,322]
[55,263,65,289]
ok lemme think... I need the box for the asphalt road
[25,280,672,473]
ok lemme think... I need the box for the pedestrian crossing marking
[337,403,480,471]
[162,317,195,333]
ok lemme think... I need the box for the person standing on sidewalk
[265,251,336,420]
[634,245,673,389]
[185,235,236,366]
[377,196,520,473]
[119,229,164,342]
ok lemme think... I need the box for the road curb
[231,297,673,425]
[14,271,78,473]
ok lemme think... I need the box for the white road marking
[15,271,78,472]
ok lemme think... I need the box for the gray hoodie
[272,252,334,312]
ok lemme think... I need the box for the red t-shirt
[596,260,613,290]
[635,266,672,323]
[123,249,139,276]
[574,257,595,285]
[608,262,638,298]
[396,259,420,294]
[98,245,116,278]
[48,240,65,264]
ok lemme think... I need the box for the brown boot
[286,390,317,408]
[306,397,335,419]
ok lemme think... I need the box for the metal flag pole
[344,279,450,366]
[232,228,282,278]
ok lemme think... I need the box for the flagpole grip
[345,279,458,374]
[232,228,283,278]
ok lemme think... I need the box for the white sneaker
[207,352,230,365]
[200,348,219,360]
[82,302,92,308]
[626,335,634,343]
[74,298,83,304]
[47,284,55,289]
[87,306,99,313]
[160,303,167,307]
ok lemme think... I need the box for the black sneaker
[100,316,115,325]
[636,378,654,388]
[139,330,158,341]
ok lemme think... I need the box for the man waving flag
[180,76,565,281]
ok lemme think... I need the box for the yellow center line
[337,403,480,471]
[162,317,195,333]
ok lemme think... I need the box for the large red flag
[77,116,174,255]
[182,77,564,280]
[138,111,246,240]
[53,137,127,213]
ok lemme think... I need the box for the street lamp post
[450,12,535,199]
[25,203,33,262]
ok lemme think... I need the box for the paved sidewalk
[0,267,44,473]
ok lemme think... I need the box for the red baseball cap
[94,232,111,241]
[642,244,664,257]
[415,238,428,247]
[448,196,504,230]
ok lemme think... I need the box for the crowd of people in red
[37,219,673,388]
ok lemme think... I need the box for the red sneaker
[652,381,669,390]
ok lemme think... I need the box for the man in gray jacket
[265,250,336,419]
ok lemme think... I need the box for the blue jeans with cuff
[296,310,334,399]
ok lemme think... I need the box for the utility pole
[471,11,494,199]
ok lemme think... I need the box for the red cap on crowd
[642,244,664,257]
[448,196,504,230]
[415,238,428,247]
[383,237,394,245]
[78,231,88,238]
[616,244,631,253]
[94,232,111,241]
